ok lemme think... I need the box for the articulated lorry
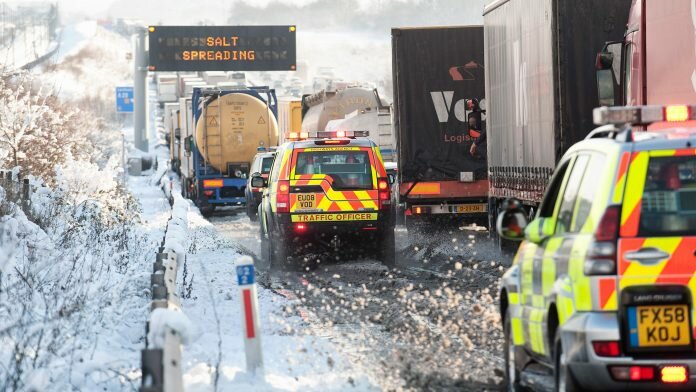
[483,0,631,224]
[392,26,488,230]
[596,0,696,112]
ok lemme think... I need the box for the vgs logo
[430,62,485,144]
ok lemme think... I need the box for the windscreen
[639,155,696,236]
[261,157,274,174]
[295,150,372,189]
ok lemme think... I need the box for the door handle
[624,247,670,266]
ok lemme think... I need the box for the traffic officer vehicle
[252,130,396,269]
[497,105,696,391]
[245,149,275,221]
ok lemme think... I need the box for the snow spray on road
[235,255,264,374]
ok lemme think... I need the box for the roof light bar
[593,105,696,126]
[284,130,370,141]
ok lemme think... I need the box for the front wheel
[554,329,580,392]
[504,308,523,392]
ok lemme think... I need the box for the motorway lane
[209,208,508,391]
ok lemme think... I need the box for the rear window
[260,157,273,174]
[295,150,372,189]
[639,155,696,236]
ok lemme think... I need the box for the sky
[15,0,485,96]
[46,0,484,25]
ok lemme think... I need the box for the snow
[53,21,97,62]
[148,308,195,348]
[165,185,376,391]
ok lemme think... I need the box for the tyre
[247,202,258,222]
[200,204,215,218]
[378,228,396,268]
[259,218,271,268]
[554,328,580,392]
[269,233,287,270]
[405,218,421,246]
[503,308,523,392]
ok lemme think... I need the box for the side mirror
[595,41,623,106]
[250,176,266,188]
[596,69,615,106]
[496,198,529,241]
[524,217,555,244]
[595,51,613,70]
[388,173,395,185]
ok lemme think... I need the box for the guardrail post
[140,348,164,392]
[235,256,263,374]
[21,178,30,207]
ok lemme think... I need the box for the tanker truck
[301,86,396,161]
[181,87,279,215]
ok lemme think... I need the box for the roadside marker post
[235,256,263,374]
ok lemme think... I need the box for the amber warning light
[661,366,688,384]
[593,104,696,126]
[203,179,224,188]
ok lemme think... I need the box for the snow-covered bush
[0,161,148,390]
[0,74,113,184]
[0,24,146,389]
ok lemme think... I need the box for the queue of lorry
[153,1,696,389]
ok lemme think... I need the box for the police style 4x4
[252,131,396,269]
[497,105,696,391]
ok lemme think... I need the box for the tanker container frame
[185,86,279,215]
[483,0,632,231]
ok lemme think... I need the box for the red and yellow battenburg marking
[607,148,696,339]
[287,146,382,213]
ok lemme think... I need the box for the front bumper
[561,312,696,391]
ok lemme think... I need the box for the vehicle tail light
[377,178,390,210]
[413,206,430,214]
[661,366,688,383]
[294,223,307,233]
[276,180,290,213]
[585,205,620,276]
[592,341,620,357]
[610,366,655,381]
[203,190,214,197]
